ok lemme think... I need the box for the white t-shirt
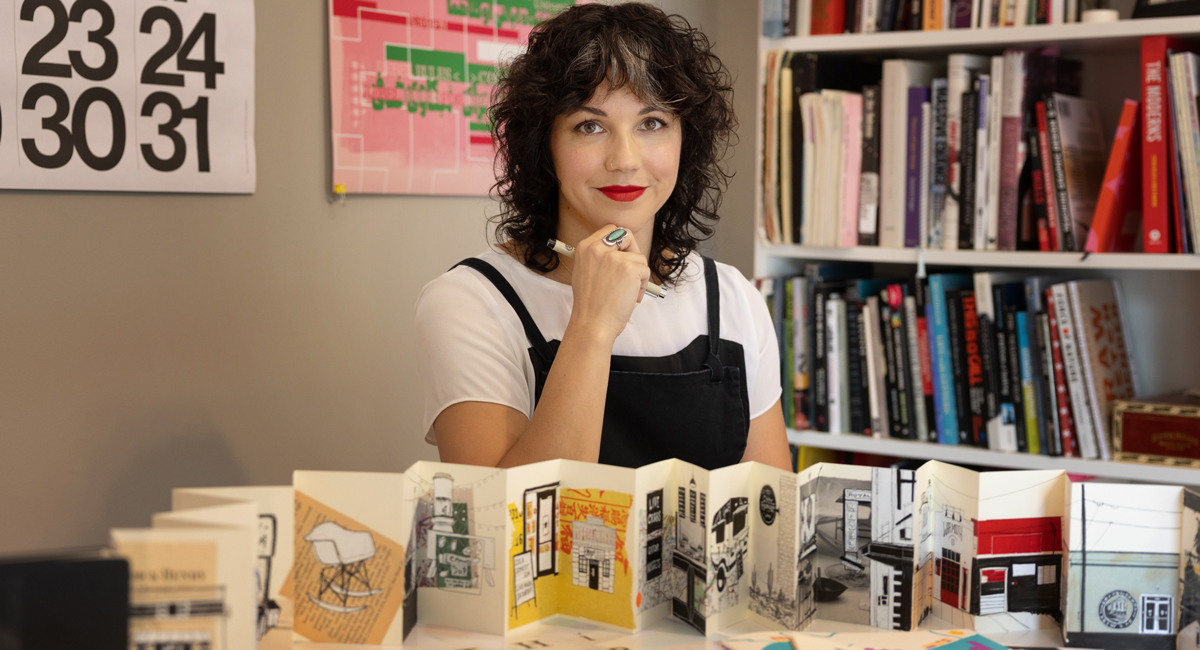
[414,248,781,444]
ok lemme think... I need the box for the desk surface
[296,616,1066,650]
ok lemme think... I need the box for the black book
[804,263,873,429]
[945,289,972,446]
[1000,283,1028,453]
[959,78,979,251]
[978,301,1001,445]
[1043,94,1075,252]
[888,285,917,440]
[992,285,1017,451]
[848,301,869,434]
[860,85,883,246]
[879,0,900,32]
[915,278,938,438]
[879,294,904,438]
[1025,124,1051,251]
[960,290,986,446]
[1035,311,1061,456]
[908,0,923,31]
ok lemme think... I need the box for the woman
[415,3,790,471]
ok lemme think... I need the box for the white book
[1050,284,1099,460]
[863,0,879,31]
[812,95,831,246]
[1050,0,1064,23]
[842,93,864,247]
[985,56,1005,250]
[1065,0,1076,21]
[864,297,889,438]
[943,54,989,251]
[919,101,932,249]
[903,295,930,442]
[1014,0,1030,25]
[792,277,809,417]
[1177,54,1200,250]
[881,59,938,248]
[973,74,991,250]
[827,294,845,433]
[823,91,847,247]
[801,92,820,245]
[798,0,813,35]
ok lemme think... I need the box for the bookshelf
[750,6,1200,485]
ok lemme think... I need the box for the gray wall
[0,0,758,553]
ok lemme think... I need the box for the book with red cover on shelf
[811,0,847,34]
[1086,98,1142,253]
[1141,35,1186,254]
[1113,391,1200,466]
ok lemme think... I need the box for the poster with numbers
[0,0,255,193]
[330,0,574,196]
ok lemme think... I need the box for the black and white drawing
[672,473,708,633]
[129,585,227,650]
[304,521,384,613]
[423,472,497,594]
[709,497,749,609]
[255,514,282,638]
[572,516,618,593]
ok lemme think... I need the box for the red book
[1114,392,1200,464]
[812,0,847,34]
[1141,35,1185,253]
[1045,288,1078,458]
[1035,102,1061,251]
[1087,99,1142,252]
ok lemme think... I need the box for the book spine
[814,289,829,431]
[1045,289,1077,457]
[931,79,949,249]
[1179,55,1200,250]
[1067,282,1113,460]
[1139,36,1173,249]
[986,57,1006,250]
[997,50,1025,251]
[887,286,914,440]
[961,292,986,447]
[906,88,929,248]
[1036,101,1062,250]
[945,290,969,445]
[1036,312,1061,455]
[847,0,860,33]
[916,280,938,438]
[1044,95,1076,252]
[1052,284,1097,459]
[1168,72,1193,255]
[843,95,865,247]
[1115,406,1200,460]
[950,0,972,26]
[929,277,961,445]
[908,0,923,30]
[880,298,902,437]
[1027,126,1052,252]
[792,278,810,430]
[827,296,842,433]
[920,101,933,249]
[973,75,991,251]
[864,298,887,437]
[782,280,795,429]
[1035,0,1048,22]
[992,287,1018,452]
[811,0,847,34]
[863,0,880,31]
[1003,301,1028,453]
[978,309,1001,450]
[924,0,943,30]
[859,86,882,246]
[848,303,868,434]
[904,294,930,442]
[1016,311,1042,454]
[959,85,979,251]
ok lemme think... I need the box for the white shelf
[788,429,1200,485]
[763,244,1200,270]
[765,16,1200,55]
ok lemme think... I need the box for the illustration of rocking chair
[304,521,384,613]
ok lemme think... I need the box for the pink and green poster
[330,0,575,195]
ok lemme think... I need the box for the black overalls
[453,256,751,470]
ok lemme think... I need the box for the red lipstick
[598,185,646,202]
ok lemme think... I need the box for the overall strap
[702,256,724,382]
[452,258,555,364]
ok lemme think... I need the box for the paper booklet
[280,458,1087,645]
[111,488,287,650]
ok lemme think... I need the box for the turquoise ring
[602,228,628,248]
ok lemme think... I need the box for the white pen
[547,239,667,299]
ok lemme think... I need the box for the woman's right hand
[566,225,651,343]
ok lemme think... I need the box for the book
[812,0,847,34]
[1113,391,1200,466]
[879,293,903,437]
[792,276,811,430]
[1036,311,1061,456]
[1050,282,1098,459]
[1172,53,1200,254]
[930,78,950,249]
[780,54,795,245]
[915,279,939,439]
[999,283,1029,453]
[1015,310,1041,454]
[959,290,986,446]
[887,285,916,440]
[1043,94,1074,251]
[881,60,938,248]
[827,294,851,433]
[1140,35,1183,253]
[848,299,870,434]
[1087,98,1141,253]
[1024,277,1056,455]
[944,54,989,251]
[906,86,931,248]
[1049,93,1108,252]
[1067,279,1136,461]
[997,49,1027,251]
[959,79,979,251]
[973,73,992,251]
[1035,101,1062,250]
[985,57,1005,250]
[1026,116,1052,251]
[920,100,933,250]
[975,272,1022,452]
[904,293,930,443]
[864,296,890,437]
[860,85,883,245]
[842,93,865,247]
[0,551,129,650]
[928,274,973,445]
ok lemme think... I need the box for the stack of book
[763,47,1155,254]
[763,0,1105,36]
[757,265,1138,459]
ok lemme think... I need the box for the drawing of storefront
[968,517,1061,617]
[673,475,707,633]
[710,497,748,593]
[865,468,915,630]
[523,483,558,578]
[571,516,616,593]
[935,505,971,611]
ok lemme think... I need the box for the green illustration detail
[412,48,466,83]
[446,0,575,27]
[468,122,492,132]
[385,45,408,62]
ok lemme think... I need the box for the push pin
[334,183,347,205]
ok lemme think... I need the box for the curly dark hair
[489,2,736,286]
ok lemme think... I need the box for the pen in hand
[547,239,666,299]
